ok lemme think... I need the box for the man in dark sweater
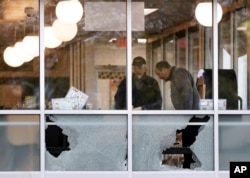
[155,61,200,110]
[115,56,162,110]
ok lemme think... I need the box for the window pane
[45,114,127,171]
[0,115,40,171]
[0,1,40,109]
[233,7,248,110]
[219,115,250,170]
[141,0,202,110]
[218,4,249,110]
[44,0,127,110]
[133,115,214,171]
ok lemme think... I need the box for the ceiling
[0,0,240,49]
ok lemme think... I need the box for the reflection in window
[0,115,40,171]
[219,115,250,170]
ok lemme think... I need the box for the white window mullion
[212,0,219,177]
[126,0,133,177]
[39,0,46,177]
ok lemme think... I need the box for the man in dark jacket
[115,56,162,110]
[155,61,200,110]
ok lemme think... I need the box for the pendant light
[52,19,78,42]
[195,2,223,27]
[44,26,62,48]
[55,0,83,24]
[14,42,34,62]
[3,47,24,67]
[22,35,39,57]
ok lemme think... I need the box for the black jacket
[114,74,162,110]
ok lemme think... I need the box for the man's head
[155,61,172,81]
[132,56,146,79]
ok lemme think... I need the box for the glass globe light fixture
[44,26,62,48]
[22,35,39,57]
[52,19,78,42]
[3,47,24,67]
[14,42,34,62]
[56,0,83,24]
[195,2,223,27]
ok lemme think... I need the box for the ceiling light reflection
[3,47,24,67]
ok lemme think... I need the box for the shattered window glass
[132,115,214,171]
[45,114,127,171]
